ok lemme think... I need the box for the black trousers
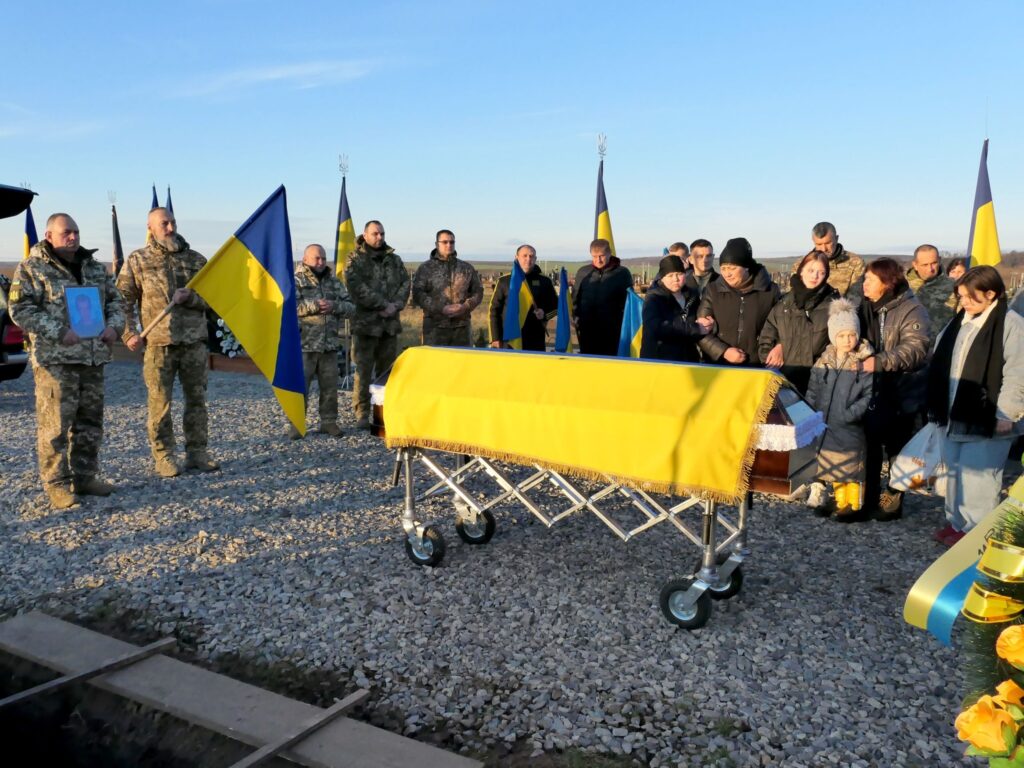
[864,407,920,510]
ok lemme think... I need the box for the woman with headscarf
[757,250,838,394]
[927,266,1024,545]
[857,258,931,521]
[640,254,711,362]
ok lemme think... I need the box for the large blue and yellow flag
[594,159,616,257]
[111,205,125,276]
[617,289,643,358]
[334,176,356,279]
[23,206,38,260]
[966,139,1001,267]
[187,186,306,434]
[151,184,159,211]
[904,476,1024,645]
[554,267,573,354]
[500,260,535,350]
[166,186,174,217]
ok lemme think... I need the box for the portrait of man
[65,286,105,339]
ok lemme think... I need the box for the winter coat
[806,340,875,484]
[343,236,411,338]
[488,266,558,351]
[906,266,956,340]
[572,257,633,356]
[757,279,838,394]
[697,264,781,365]
[858,287,931,418]
[10,242,126,367]
[294,263,354,352]
[684,269,719,300]
[640,280,703,363]
[117,237,208,347]
[412,250,483,332]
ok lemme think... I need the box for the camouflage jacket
[343,237,411,337]
[294,263,354,352]
[792,245,864,298]
[412,250,483,330]
[906,267,956,340]
[117,238,208,347]
[10,242,125,367]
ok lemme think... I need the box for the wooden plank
[0,636,175,709]
[229,689,369,768]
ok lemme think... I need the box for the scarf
[788,273,833,311]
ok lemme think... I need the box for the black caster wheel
[455,509,496,545]
[658,579,712,629]
[404,526,446,566]
[707,566,743,601]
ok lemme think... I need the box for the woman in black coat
[640,254,710,362]
[757,250,838,394]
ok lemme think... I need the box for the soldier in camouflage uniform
[906,244,956,340]
[292,244,354,439]
[9,214,126,508]
[117,208,217,477]
[793,222,865,299]
[344,220,410,430]
[412,229,483,347]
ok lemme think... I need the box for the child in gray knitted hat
[804,299,875,521]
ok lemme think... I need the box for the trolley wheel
[405,526,446,567]
[708,566,743,601]
[658,580,712,629]
[455,509,496,545]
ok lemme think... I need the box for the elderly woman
[928,266,1024,544]
[857,258,931,520]
[757,250,838,394]
[640,254,711,362]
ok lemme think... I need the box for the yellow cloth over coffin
[384,347,784,503]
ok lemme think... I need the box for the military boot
[186,452,220,472]
[155,455,181,478]
[46,483,77,509]
[76,477,115,496]
[320,423,343,437]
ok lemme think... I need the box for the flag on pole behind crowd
[617,289,643,358]
[23,206,38,260]
[166,186,174,217]
[501,259,534,350]
[966,139,1001,267]
[594,159,616,257]
[186,186,306,434]
[151,184,159,210]
[334,176,355,278]
[554,268,573,354]
[111,205,125,275]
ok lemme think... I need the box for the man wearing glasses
[412,230,483,346]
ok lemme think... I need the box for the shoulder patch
[8,281,20,302]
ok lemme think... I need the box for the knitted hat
[719,237,755,270]
[827,298,860,345]
[657,254,688,278]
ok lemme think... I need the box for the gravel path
[0,362,977,767]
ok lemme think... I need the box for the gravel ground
[0,362,982,767]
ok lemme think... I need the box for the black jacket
[640,280,703,363]
[858,285,931,417]
[697,265,781,365]
[757,279,838,394]
[685,269,719,300]
[572,258,633,356]
[488,267,558,351]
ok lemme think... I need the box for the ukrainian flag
[966,139,1001,267]
[151,184,159,211]
[111,205,125,276]
[554,267,573,354]
[500,260,534,350]
[594,159,616,257]
[23,206,38,260]
[187,186,306,434]
[166,186,174,217]
[334,176,356,279]
[617,289,643,358]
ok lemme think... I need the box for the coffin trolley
[371,348,823,629]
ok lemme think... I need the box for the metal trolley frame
[392,447,749,629]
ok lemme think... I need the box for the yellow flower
[997,626,1024,670]
[955,695,1017,755]
[995,680,1024,709]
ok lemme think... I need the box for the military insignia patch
[8,281,20,302]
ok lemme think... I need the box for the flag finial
[339,154,349,178]
[597,134,607,160]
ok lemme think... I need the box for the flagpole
[139,302,176,339]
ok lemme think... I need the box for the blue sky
[3,1,1023,265]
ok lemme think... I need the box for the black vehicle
[0,183,36,382]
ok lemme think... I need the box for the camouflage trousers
[33,362,105,488]
[421,323,472,347]
[351,333,398,423]
[301,350,339,427]
[143,341,208,460]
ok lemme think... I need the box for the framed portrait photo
[64,286,105,339]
